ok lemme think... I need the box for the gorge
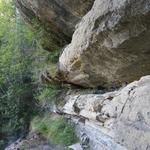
[1,0,150,150]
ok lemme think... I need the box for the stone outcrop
[59,0,150,87]
[15,1,150,149]
[15,0,94,50]
[62,75,150,150]
[16,0,150,87]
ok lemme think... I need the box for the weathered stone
[15,0,94,50]
[113,75,150,150]
[63,91,118,122]
[74,121,127,150]
[63,75,150,150]
[59,0,150,87]
[68,143,83,150]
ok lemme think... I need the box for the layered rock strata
[63,76,150,150]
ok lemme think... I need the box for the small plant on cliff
[31,114,79,146]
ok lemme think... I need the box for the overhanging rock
[59,0,150,87]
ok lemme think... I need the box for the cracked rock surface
[63,75,150,150]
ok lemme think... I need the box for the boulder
[63,75,150,150]
[59,0,150,87]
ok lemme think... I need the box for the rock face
[16,0,150,87]
[15,0,94,49]
[59,0,150,87]
[63,75,150,150]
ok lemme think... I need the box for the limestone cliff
[59,0,150,87]
[62,75,150,150]
[14,1,150,150]
[16,0,150,88]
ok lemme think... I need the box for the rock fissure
[120,86,137,115]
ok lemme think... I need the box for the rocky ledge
[6,76,150,150]
[62,75,150,150]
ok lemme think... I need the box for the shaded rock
[59,0,150,87]
[15,0,94,49]
[63,75,150,150]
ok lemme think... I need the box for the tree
[0,0,36,148]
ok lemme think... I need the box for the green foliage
[46,50,60,64]
[0,0,64,149]
[36,85,60,104]
[0,0,37,148]
[31,28,62,106]
[31,114,79,146]
[32,48,61,105]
